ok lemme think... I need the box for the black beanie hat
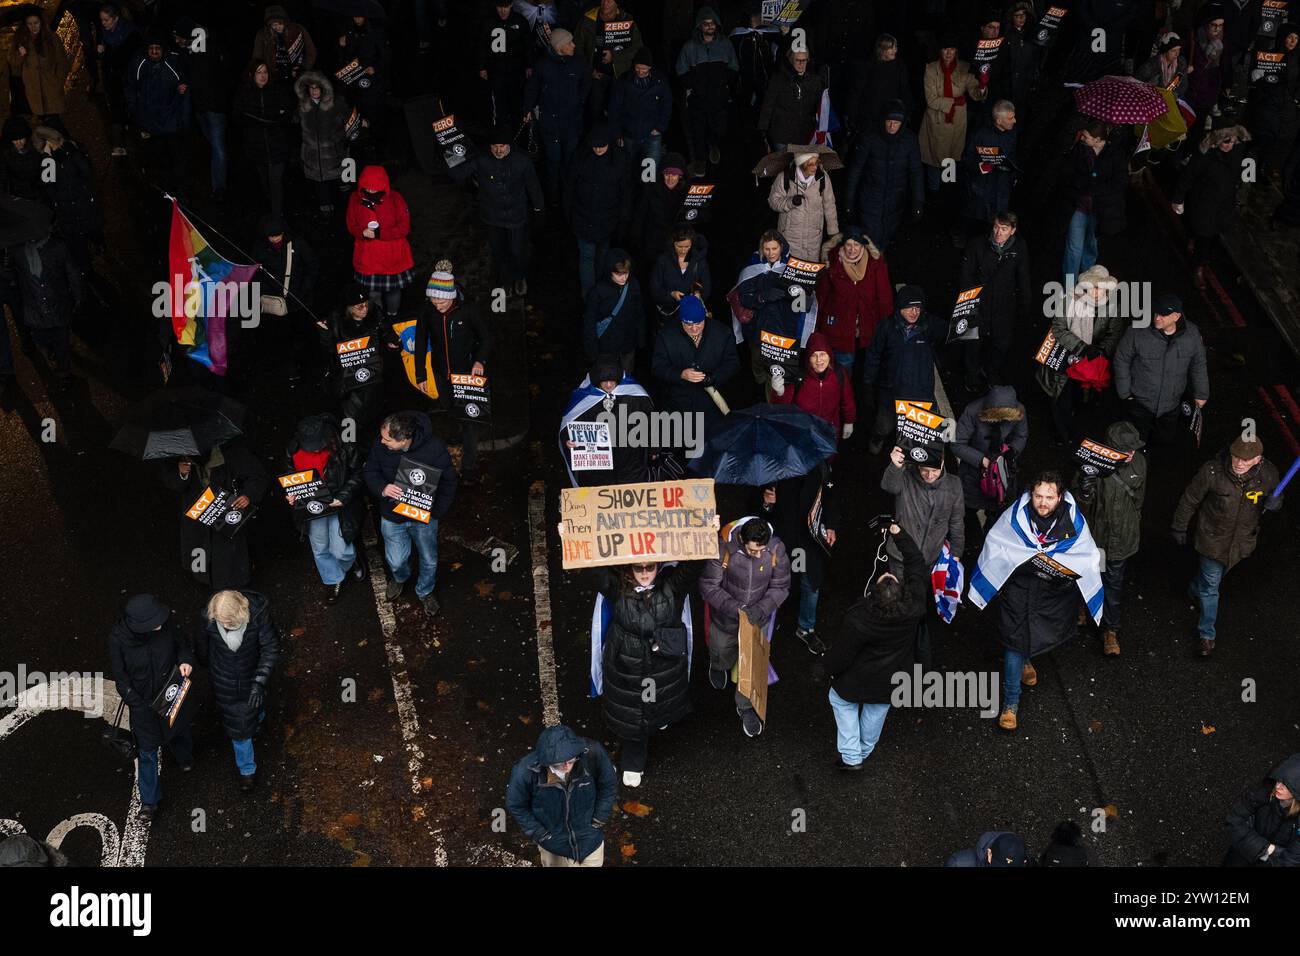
[897,284,926,310]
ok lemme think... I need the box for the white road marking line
[527,479,561,728]
[362,532,449,867]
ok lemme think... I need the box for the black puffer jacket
[630,173,687,261]
[759,60,826,147]
[283,416,364,543]
[651,316,739,424]
[595,563,700,739]
[39,142,101,239]
[108,616,193,751]
[993,500,1083,658]
[12,236,82,330]
[957,232,1033,347]
[1224,754,1300,866]
[826,526,926,703]
[317,301,397,396]
[450,147,544,228]
[563,142,631,241]
[194,591,280,740]
[234,80,294,165]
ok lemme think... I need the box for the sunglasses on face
[631,564,656,573]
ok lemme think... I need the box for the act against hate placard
[559,479,717,568]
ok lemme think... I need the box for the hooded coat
[251,6,317,83]
[1172,451,1280,570]
[814,239,893,353]
[161,443,271,589]
[826,526,927,703]
[759,59,827,147]
[952,385,1028,511]
[108,613,194,752]
[881,456,965,563]
[649,232,712,315]
[845,121,923,248]
[699,522,791,640]
[283,414,364,543]
[771,331,857,438]
[1172,127,1253,239]
[194,591,279,740]
[768,161,840,261]
[920,58,984,166]
[125,51,192,135]
[1224,754,1300,866]
[1074,420,1145,563]
[1112,318,1209,417]
[993,498,1085,658]
[594,562,699,739]
[363,411,457,522]
[294,72,349,182]
[506,725,617,861]
[583,250,646,360]
[945,830,1023,867]
[347,166,415,276]
[675,7,738,111]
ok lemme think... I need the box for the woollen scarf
[942,59,960,124]
[839,244,868,283]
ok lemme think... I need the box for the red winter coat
[773,332,857,440]
[814,243,893,354]
[347,165,415,276]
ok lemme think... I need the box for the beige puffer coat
[919,59,985,168]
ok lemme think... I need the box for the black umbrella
[110,388,246,460]
[0,196,52,248]
[690,403,838,486]
[312,0,387,18]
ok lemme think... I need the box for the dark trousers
[620,735,648,773]
[255,162,286,216]
[487,223,529,285]
[32,325,71,373]
[142,131,187,191]
[686,102,727,162]
[1051,378,1084,442]
[1127,400,1185,447]
[1101,556,1127,632]
[486,73,525,129]
[0,308,13,378]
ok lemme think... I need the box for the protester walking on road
[283,414,366,604]
[317,282,399,451]
[294,71,350,219]
[506,724,617,866]
[952,383,1028,552]
[758,47,826,152]
[582,248,645,367]
[1224,753,1300,866]
[347,165,416,322]
[1112,292,1209,445]
[524,28,589,203]
[1172,437,1282,657]
[563,124,631,297]
[767,151,840,262]
[648,225,712,323]
[945,831,1029,866]
[958,210,1032,391]
[1073,421,1146,657]
[195,589,280,793]
[845,100,924,250]
[8,11,70,126]
[813,227,892,373]
[699,517,791,738]
[108,594,194,822]
[859,284,949,454]
[364,411,458,617]
[251,5,317,85]
[824,521,927,769]
[650,294,738,433]
[920,38,985,195]
[675,7,737,177]
[1171,125,1253,289]
[1061,119,1127,283]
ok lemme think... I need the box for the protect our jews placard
[391,456,440,523]
[566,420,613,471]
[559,479,718,568]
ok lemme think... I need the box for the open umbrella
[690,403,838,486]
[110,388,246,460]
[1073,75,1169,124]
[751,144,842,178]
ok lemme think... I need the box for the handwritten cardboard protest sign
[559,479,717,568]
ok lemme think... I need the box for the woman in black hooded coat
[594,559,703,784]
[1224,753,1300,866]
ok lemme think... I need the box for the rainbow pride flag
[166,201,259,377]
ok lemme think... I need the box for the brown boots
[1102,629,1120,656]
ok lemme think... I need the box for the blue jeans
[1193,555,1227,641]
[380,516,439,598]
[834,351,854,367]
[828,687,890,765]
[195,111,228,192]
[136,727,193,807]
[232,737,256,776]
[623,133,662,173]
[1062,209,1098,282]
[1002,648,1027,710]
[307,513,356,586]
[577,238,610,299]
[1101,557,1127,632]
[797,574,819,631]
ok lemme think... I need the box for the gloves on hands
[248,681,265,711]
[743,605,766,628]
[1171,528,1188,547]
[1264,495,1283,512]
[1082,344,1104,361]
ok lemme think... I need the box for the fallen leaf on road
[436,680,455,695]
[289,627,305,638]
[340,811,362,828]
[421,777,433,791]
[518,714,533,725]
[476,700,491,712]
[1103,804,1119,820]
[474,579,494,598]
[368,687,385,702]
[411,806,426,821]
[621,843,636,860]
[1201,724,1216,735]
[623,800,653,817]
[1088,720,1103,733]
[356,639,368,648]
[499,590,514,600]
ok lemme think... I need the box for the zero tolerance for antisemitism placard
[559,479,718,568]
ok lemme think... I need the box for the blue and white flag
[558,372,651,487]
[590,576,694,697]
[967,491,1104,622]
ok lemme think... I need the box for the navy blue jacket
[737,266,805,342]
[124,52,192,134]
[608,67,672,144]
[961,122,1019,223]
[844,124,923,248]
[506,725,617,861]
[524,48,589,136]
[860,309,948,401]
[945,830,1022,867]
[362,412,458,522]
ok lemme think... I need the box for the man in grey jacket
[1111,292,1209,445]
[699,517,791,737]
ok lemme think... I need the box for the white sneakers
[622,771,642,788]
